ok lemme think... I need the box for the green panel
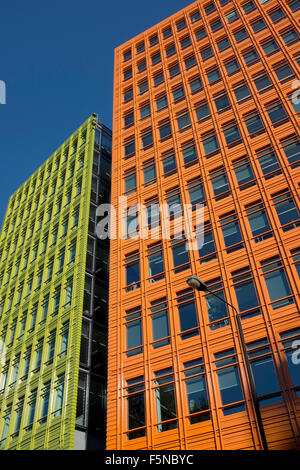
[0,114,97,449]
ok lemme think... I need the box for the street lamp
[186,275,268,451]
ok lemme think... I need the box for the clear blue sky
[0,0,190,228]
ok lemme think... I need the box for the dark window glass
[177,290,199,338]
[215,351,245,415]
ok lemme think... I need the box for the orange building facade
[107,0,300,450]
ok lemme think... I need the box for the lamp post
[186,275,268,451]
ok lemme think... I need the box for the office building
[107,0,300,450]
[0,114,112,449]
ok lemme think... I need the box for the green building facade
[0,114,111,449]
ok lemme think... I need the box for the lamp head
[186,276,208,292]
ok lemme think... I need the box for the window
[280,329,300,396]
[148,243,164,283]
[217,37,230,51]
[149,34,158,47]
[126,377,146,439]
[204,2,216,14]
[253,72,272,93]
[163,27,172,39]
[166,188,182,219]
[176,289,199,339]
[211,19,223,32]
[210,167,231,200]
[165,43,176,57]
[189,77,203,95]
[151,298,170,348]
[53,287,61,315]
[53,374,65,417]
[59,322,69,358]
[256,146,281,179]
[153,71,164,86]
[125,307,143,357]
[34,339,44,372]
[242,1,256,13]
[136,41,145,54]
[226,10,239,22]
[143,161,156,186]
[190,10,201,23]
[187,179,206,208]
[159,120,172,141]
[232,267,261,319]
[14,397,24,437]
[222,121,242,148]
[266,101,288,127]
[76,372,87,426]
[141,129,153,150]
[154,369,177,432]
[176,19,186,31]
[220,211,244,253]
[288,0,300,11]
[0,405,12,446]
[244,111,265,137]
[262,39,279,56]
[138,80,148,94]
[281,29,299,46]
[272,191,300,231]
[261,256,294,309]
[126,207,139,239]
[40,382,51,423]
[182,142,198,166]
[172,86,185,103]
[225,58,240,75]
[151,52,161,66]
[124,112,134,128]
[201,47,213,61]
[246,339,281,406]
[274,63,295,83]
[183,359,210,424]
[195,27,207,41]
[232,157,255,189]
[269,8,285,22]
[171,239,190,273]
[162,150,177,177]
[124,170,136,194]
[184,55,196,69]
[251,18,266,33]
[123,67,132,81]
[180,35,191,49]
[125,252,140,291]
[145,198,160,231]
[281,136,300,168]
[215,350,245,415]
[233,83,251,103]
[169,63,180,78]
[195,101,211,122]
[156,94,168,111]
[176,111,191,131]
[196,221,217,263]
[124,87,133,103]
[243,49,259,66]
[124,138,135,159]
[205,278,230,330]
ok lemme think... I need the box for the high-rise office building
[0,114,112,450]
[107,0,300,450]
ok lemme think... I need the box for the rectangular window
[151,298,170,348]
[245,201,272,242]
[53,374,65,417]
[281,136,300,168]
[126,377,146,439]
[253,73,272,93]
[148,243,165,283]
[125,252,140,291]
[184,359,210,424]
[232,267,261,319]
[246,339,281,406]
[233,157,255,189]
[220,211,244,253]
[257,146,281,179]
[205,278,230,330]
[202,132,220,157]
[126,307,143,357]
[156,95,168,111]
[154,369,177,432]
[261,256,294,309]
[225,58,240,75]
[195,101,211,122]
[244,111,265,137]
[210,168,230,200]
[162,150,177,177]
[171,239,190,273]
[265,101,288,127]
[273,191,300,231]
[26,390,37,430]
[196,222,217,263]
[222,122,242,148]
[233,83,251,103]
[40,382,51,423]
[215,350,245,415]
[124,170,137,194]
[141,129,153,150]
[166,188,182,219]
[176,289,199,339]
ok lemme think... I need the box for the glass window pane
[251,357,280,397]
[264,269,291,302]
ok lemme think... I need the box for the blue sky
[0,0,190,227]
